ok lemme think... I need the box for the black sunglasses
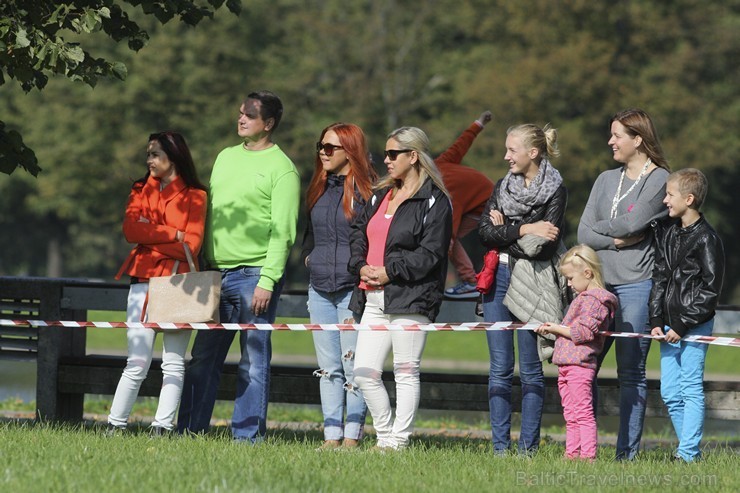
[384,149,413,161]
[316,142,344,157]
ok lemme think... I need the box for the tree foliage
[0,0,241,175]
[0,0,738,302]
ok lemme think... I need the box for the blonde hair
[667,168,708,210]
[375,126,449,197]
[506,123,560,161]
[559,244,605,289]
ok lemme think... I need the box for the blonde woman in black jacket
[349,127,452,450]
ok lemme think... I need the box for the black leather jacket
[348,178,452,321]
[478,179,568,262]
[649,216,725,337]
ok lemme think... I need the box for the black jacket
[301,174,364,293]
[348,178,453,321]
[649,216,725,337]
[478,179,568,262]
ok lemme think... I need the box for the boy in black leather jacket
[649,168,725,463]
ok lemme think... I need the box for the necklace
[610,158,651,219]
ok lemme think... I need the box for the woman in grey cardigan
[577,108,670,461]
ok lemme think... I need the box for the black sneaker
[149,426,172,438]
[105,423,126,437]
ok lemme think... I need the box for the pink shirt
[360,191,393,290]
[552,288,619,369]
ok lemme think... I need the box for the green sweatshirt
[205,143,300,291]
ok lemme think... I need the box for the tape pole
[1,318,738,347]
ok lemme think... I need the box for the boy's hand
[664,329,681,343]
[650,326,665,338]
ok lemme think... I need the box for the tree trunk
[46,238,62,277]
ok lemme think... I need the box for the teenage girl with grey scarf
[478,124,568,456]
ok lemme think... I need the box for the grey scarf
[497,158,563,220]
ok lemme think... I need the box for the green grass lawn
[0,420,736,493]
[86,310,739,375]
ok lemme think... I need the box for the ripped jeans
[309,285,367,441]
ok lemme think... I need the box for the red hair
[306,123,377,220]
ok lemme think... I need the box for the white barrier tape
[1,318,738,347]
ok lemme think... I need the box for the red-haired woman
[301,123,377,449]
[108,132,207,435]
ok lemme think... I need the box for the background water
[0,360,35,402]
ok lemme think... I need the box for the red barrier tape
[1,319,738,347]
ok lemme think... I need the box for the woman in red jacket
[108,132,207,435]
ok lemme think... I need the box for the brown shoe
[342,438,360,448]
[316,439,341,451]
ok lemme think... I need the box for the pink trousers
[558,365,598,460]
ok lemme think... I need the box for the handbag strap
[171,243,197,274]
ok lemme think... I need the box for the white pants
[108,283,191,430]
[353,290,428,449]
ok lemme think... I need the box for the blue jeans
[482,262,544,454]
[177,267,283,442]
[308,285,367,441]
[660,319,713,462]
[596,279,652,460]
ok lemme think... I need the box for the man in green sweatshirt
[178,90,300,443]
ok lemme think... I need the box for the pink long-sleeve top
[552,288,618,369]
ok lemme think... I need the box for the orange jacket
[115,175,207,280]
[435,122,495,237]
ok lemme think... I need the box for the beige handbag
[146,243,221,324]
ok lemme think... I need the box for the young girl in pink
[535,245,618,460]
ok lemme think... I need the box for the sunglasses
[316,142,344,157]
[384,149,413,161]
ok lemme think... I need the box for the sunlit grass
[0,420,737,493]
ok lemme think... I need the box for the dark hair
[306,123,377,220]
[610,108,670,170]
[246,90,284,132]
[134,131,207,191]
